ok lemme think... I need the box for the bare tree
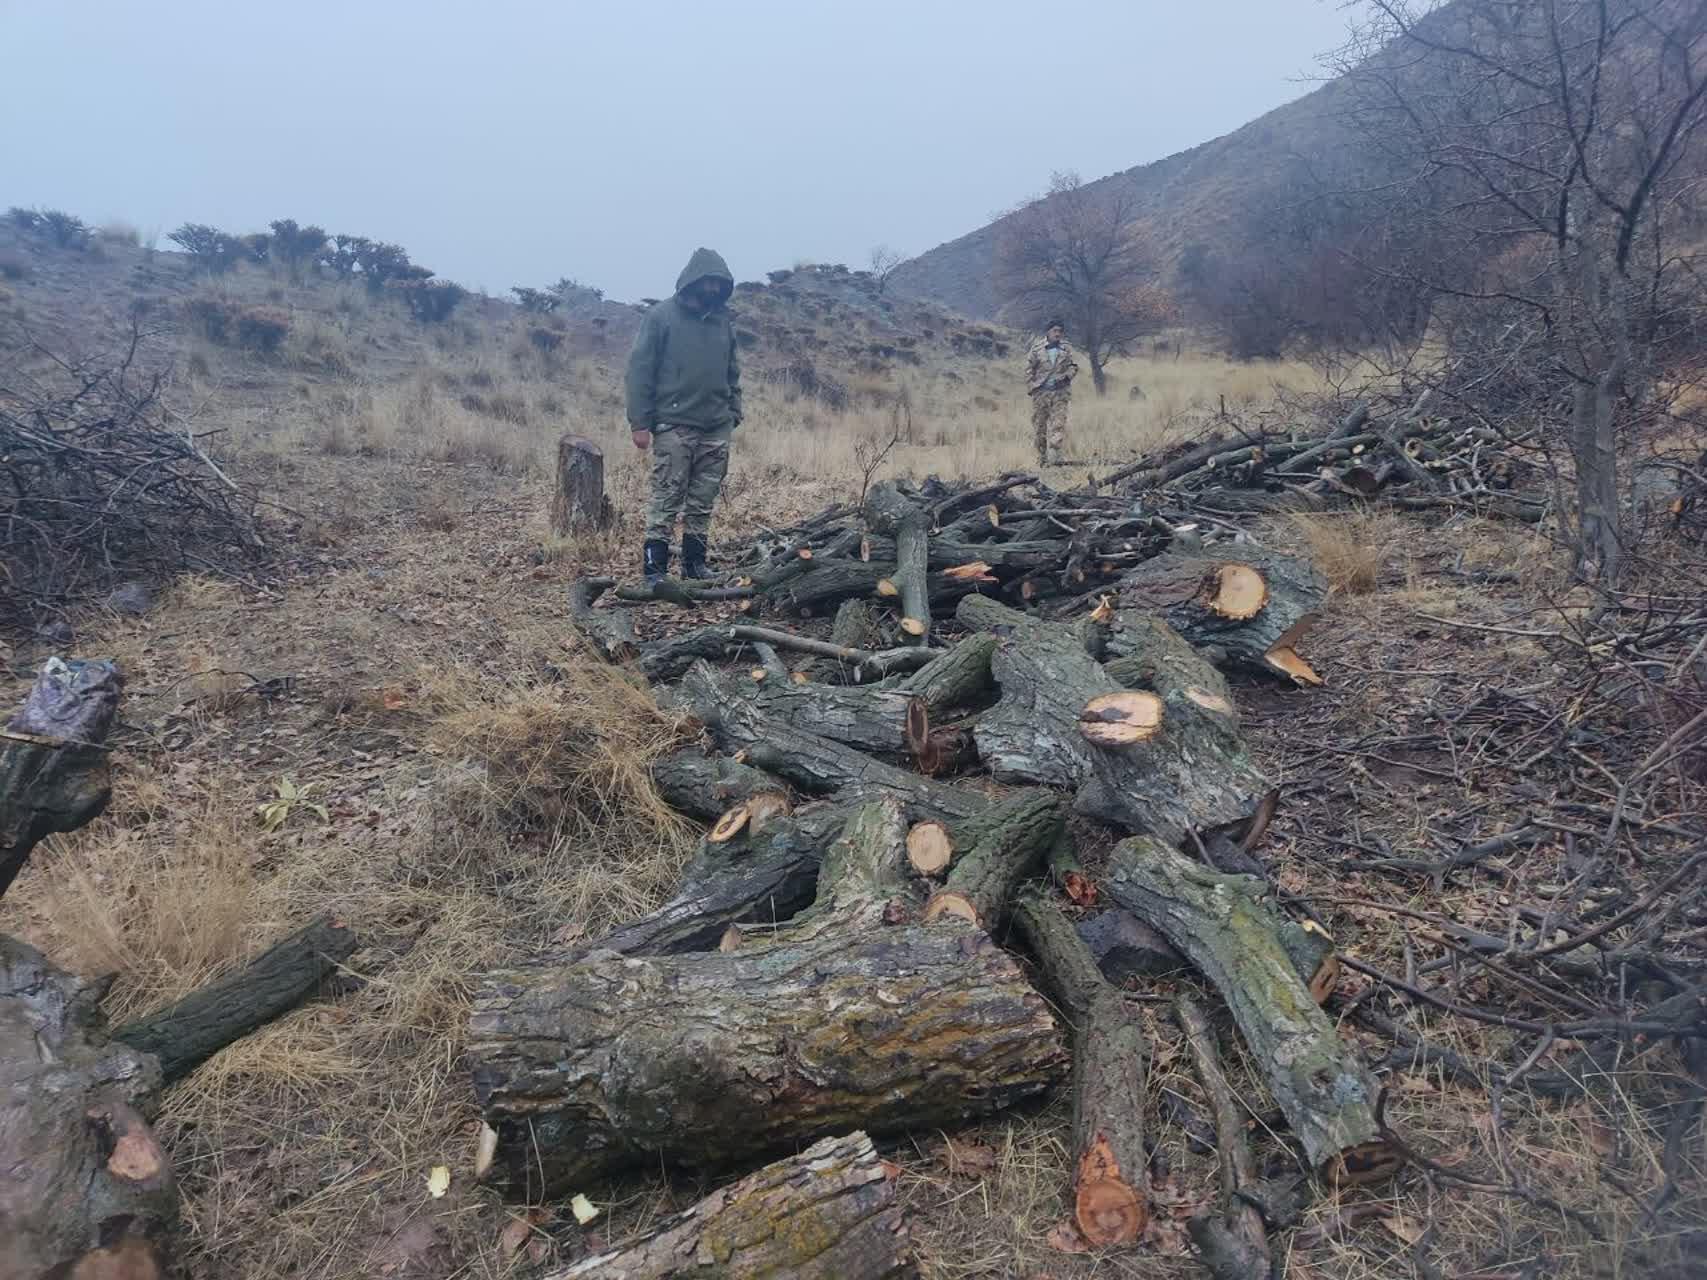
[868,245,904,294]
[994,172,1172,395]
[1333,0,1707,584]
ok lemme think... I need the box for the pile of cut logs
[484,476,1403,1277]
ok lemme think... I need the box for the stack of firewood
[476,476,1404,1278]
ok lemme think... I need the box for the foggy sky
[1,1,1351,302]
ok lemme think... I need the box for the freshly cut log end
[708,805,752,844]
[987,504,1001,527]
[749,667,769,683]
[1075,1133,1149,1246]
[791,671,810,685]
[906,821,954,876]
[920,891,978,925]
[718,925,743,952]
[942,561,994,582]
[1264,644,1322,687]
[1207,564,1268,619]
[798,548,814,561]
[1078,691,1163,747]
[1089,595,1114,624]
[745,790,792,833]
[859,536,872,562]
[899,617,928,638]
[876,579,900,598]
[1185,687,1234,716]
[904,700,930,759]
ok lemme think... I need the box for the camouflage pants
[1031,389,1069,463]
[644,424,731,544]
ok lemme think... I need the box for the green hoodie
[625,247,742,432]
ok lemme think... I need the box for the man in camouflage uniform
[1025,318,1078,466]
[626,247,742,583]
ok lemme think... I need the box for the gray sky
[1,1,1350,302]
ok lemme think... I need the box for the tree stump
[550,435,612,535]
[550,1131,915,1280]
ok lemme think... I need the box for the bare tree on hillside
[868,245,904,294]
[994,172,1172,395]
[1334,0,1707,585]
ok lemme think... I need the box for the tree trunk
[650,749,783,823]
[1113,549,1327,685]
[744,682,928,759]
[550,1131,916,1280]
[956,595,1267,845]
[567,578,639,666]
[1102,837,1397,1183]
[550,435,612,535]
[1012,893,1150,1247]
[921,790,1062,931]
[469,922,1066,1195]
[897,632,995,717]
[864,481,931,644]
[771,559,897,617]
[1176,995,1270,1280]
[1,934,175,1280]
[679,661,987,823]
[113,916,359,1085]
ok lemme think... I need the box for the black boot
[681,534,711,580]
[642,538,670,584]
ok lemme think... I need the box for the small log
[650,749,783,822]
[2,658,123,899]
[772,559,898,616]
[1012,892,1150,1248]
[1114,550,1327,685]
[568,578,640,665]
[1,934,175,1280]
[897,632,996,716]
[1176,995,1271,1280]
[1103,837,1398,1182]
[1078,908,1187,982]
[865,481,932,645]
[469,926,1066,1193]
[921,790,1062,930]
[680,661,986,823]
[637,624,734,682]
[906,820,954,876]
[956,595,1267,845]
[550,434,612,534]
[744,682,929,759]
[114,915,358,1085]
[748,641,789,683]
[550,1131,915,1280]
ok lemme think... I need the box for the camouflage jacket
[1025,338,1079,394]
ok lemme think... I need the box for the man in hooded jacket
[625,248,742,582]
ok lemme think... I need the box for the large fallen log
[1013,892,1150,1249]
[113,916,358,1084]
[956,595,1267,844]
[1,933,175,1280]
[897,632,995,716]
[469,801,1066,1194]
[551,1131,915,1280]
[743,681,929,759]
[1103,837,1399,1183]
[1113,549,1327,686]
[680,660,987,823]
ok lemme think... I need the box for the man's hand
[631,428,652,450]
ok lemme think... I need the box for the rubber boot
[642,538,670,585]
[681,534,711,580]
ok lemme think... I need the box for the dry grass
[1289,510,1401,596]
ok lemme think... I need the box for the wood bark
[468,921,1066,1194]
[1176,995,1270,1280]
[679,661,986,823]
[550,435,612,534]
[744,682,928,759]
[956,595,1267,845]
[1,934,175,1280]
[1012,892,1150,1248]
[1078,908,1187,982]
[638,625,735,682]
[1103,837,1398,1182]
[113,916,359,1084]
[864,481,931,644]
[550,1131,915,1280]
[1113,550,1327,685]
[921,790,1063,931]
[897,632,995,716]
[568,578,639,665]
[650,749,784,822]
[771,559,897,617]
[831,599,881,652]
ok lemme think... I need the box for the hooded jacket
[625,248,742,432]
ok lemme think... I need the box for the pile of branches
[1100,393,1550,525]
[0,326,266,626]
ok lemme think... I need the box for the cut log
[566,578,641,665]
[650,749,783,823]
[865,481,932,645]
[113,915,358,1085]
[550,1131,915,1280]
[468,924,1067,1194]
[956,595,1267,845]
[744,682,929,759]
[921,790,1064,930]
[1103,837,1399,1182]
[1012,892,1150,1248]
[2,658,123,899]
[638,624,734,682]
[906,820,954,876]
[1091,611,1235,718]
[772,559,897,616]
[680,661,986,823]
[1176,995,1270,1280]
[1078,690,1164,746]
[1,933,175,1280]
[550,435,612,534]
[1114,550,1327,685]
[765,798,913,942]
[897,632,996,716]
[581,801,850,959]
[831,599,880,652]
